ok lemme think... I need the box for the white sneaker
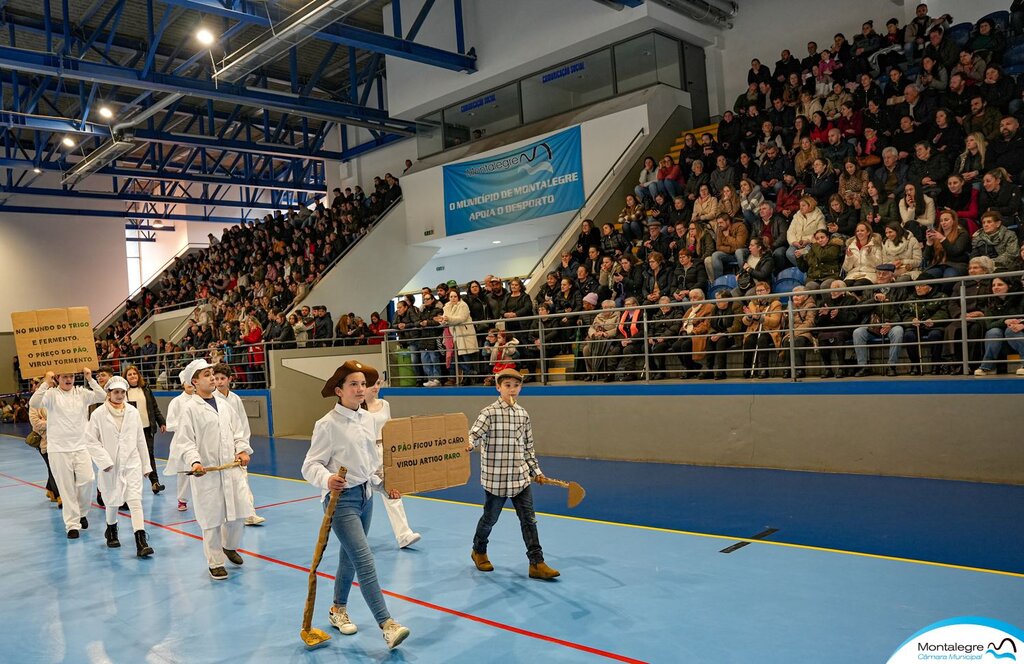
[426,379,440,387]
[329,606,357,635]
[974,367,995,376]
[244,515,266,526]
[1017,367,1024,376]
[380,618,410,650]
[398,532,421,549]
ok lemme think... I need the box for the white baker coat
[28,381,105,453]
[83,403,147,505]
[168,393,254,529]
[220,390,251,440]
[302,404,384,501]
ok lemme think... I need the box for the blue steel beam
[0,45,415,133]
[160,0,476,72]
[0,185,294,211]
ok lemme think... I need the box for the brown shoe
[528,561,560,579]
[471,550,493,572]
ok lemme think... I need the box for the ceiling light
[98,106,113,119]
[492,240,502,244]
[151,220,164,228]
[62,136,76,147]
[32,167,42,174]
[196,27,215,46]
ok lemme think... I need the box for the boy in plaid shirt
[465,368,560,579]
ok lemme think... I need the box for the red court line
[4,468,647,664]
[164,494,321,526]
[0,483,27,489]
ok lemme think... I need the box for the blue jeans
[327,487,390,625]
[706,250,743,279]
[473,484,544,564]
[634,183,659,204]
[420,349,441,378]
[853,325,904,366]
[407,341,424,378]
[980,328,1024,370]
[658,178,682,199]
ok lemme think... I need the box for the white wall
[383,0,717,120]
[133,223,189,293]
[402,235,558,293]
[716,0,1009,117]
[0,211,128,333]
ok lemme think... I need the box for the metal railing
[378,271,1024,386]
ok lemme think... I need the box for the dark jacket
[671,261,709,295]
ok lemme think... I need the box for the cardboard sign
[382,413,471,494]
[11,307,98,379]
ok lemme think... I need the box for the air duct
[650,0,738,29]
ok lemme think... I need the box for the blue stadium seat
[776,267,806,285]
[708,274,737,298]
[1008,34,1024,50]
[772,278,803,300]
[1004,63,1024,77]
[978,11,1010,33]
[946,22,973,48]
[1004,44,1024,66]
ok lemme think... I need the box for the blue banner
[443,125,585,236]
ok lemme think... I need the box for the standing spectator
[441,290,481,384]
[124,365,166,494]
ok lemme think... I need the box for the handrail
[289,195,404,311]
[525,127,647,296]
[95,242,206,331]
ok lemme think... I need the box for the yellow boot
[471,550,494,572]
[529,561,560,579]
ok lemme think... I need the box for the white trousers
[202,520,244,568]
[378,494,414,544]
[176,474,190,502]
[106,498,144,531]
[50,450,95,532]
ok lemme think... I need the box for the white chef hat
[105,376,129,392]
[178,359,213,387]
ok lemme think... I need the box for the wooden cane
[177,460,241,475]
[537,476,586,508]
[300,466,347,649]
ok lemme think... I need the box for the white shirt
[219,389,251,441]
[164,391,191,432]
[29,381,106,453]
[302,403,384,501]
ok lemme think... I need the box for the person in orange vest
[605,297,646,381]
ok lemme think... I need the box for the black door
[682,42,710,126]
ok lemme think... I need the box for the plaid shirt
[469,398,541,497]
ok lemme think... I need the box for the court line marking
[165,494,320,527]
[0,467,647,664]
[10,438,1024,579]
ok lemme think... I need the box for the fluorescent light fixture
[32,167,42,174]
[62,136,76,147]
[98,106,113,119]
[492,240,502,244]
[196,28,215,46]
[151,220,164,228]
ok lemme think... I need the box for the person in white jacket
[363,378,420,549]
[301,360,410,650]
[29,367,109,538]
[212,363,265,526]
[880,222,923,281]
[82,376,154,557]
[163,382,195,512]
[167,359,254,580]
[786,196,826,266]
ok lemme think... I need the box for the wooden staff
[300,466,347,649]
[177,460,241,475]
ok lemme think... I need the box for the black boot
[105,523,120,548]
[151,480,165,494]
[135,530,154,557]
[96,491,105,507]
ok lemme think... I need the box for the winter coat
[678,302,715,360]
[443,300,480,356]
[796,240,844,281]
[971,226,1020,270]
[788,207,826,246]
[881,232,923,279]
[843,235,884,282]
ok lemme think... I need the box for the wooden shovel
[300,465,347,650]
[538,476,586,508]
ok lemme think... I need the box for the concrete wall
[0,332,18,394]
[153,390,271,437]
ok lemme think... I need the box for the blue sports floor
[1,426,1022,663]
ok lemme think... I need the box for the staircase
[666,123,719,164]
[545,354,577,382]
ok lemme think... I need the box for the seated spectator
[794,136,821,178]
[738,178,765,230]
[900,280,948,375]
[940,256,994,370]
[861,179,899,233]
[918,56,948,98]
[856,125,886,168]
[851,264,907,376]
[734,238,775,296]
[718,184,741,220]
[637,221,671,266]
[606,297,645,382]
[669,290,715,378]
[671,248,709,301]
[740,281,782,378]
[691,183,720,225]
[758,144,790,195]
[642,251,671,304]
[617,195,646,244]
[973,276,1024,376]
[907,141,950,199]
[657,155,686,199]
[736,152,762,186]
[703,290,743,379]
[710,155,737,195]
[575,265,600,303]
[786,196,826,267]
[647,296,680,379]
[843,222,885,286]
[898,182,936,241]
[705,214,749,279]
[757,200,791,268]
[581,299,619,381]
[612,255,643,306]
[684,159,711,203]
[922,209,971,279]
[815,280,862,377]
[963,95,1001,145]
[648,192,673,226]
[809,113,833,148]
[968,18,1006,66]
[571,219,600,264]
[823,82,852,121]
[597,255,620,302]
[600,222,629,259]
[881,221,923,281]
[891,115,924,160]
[824,193,859,239]
[534,273,559,311]
[806,158,838,206]
[755,121,785,162]
[978,168,1022,228]
[679,133,702,168]
[776,172,806,219]
[669,196,692,228]
[839,158,870,200]
[971,210,1020,270]
[980,66,1015,113]
[557,251,579,281]
[953,133,986,189]
[781,286,817,378]
[634,156,659,204]
[797,229,844,290]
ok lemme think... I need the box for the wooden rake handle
[301,466,347,633]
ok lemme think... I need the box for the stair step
[546,367,568,382]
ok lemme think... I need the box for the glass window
[615,34,658,94]
[416,111,444,157]
[654,34,682,89]
[442,83,521,148]
[521,49,614,124]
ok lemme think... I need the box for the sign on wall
[11,307,98,379]
[443,125,585,236]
